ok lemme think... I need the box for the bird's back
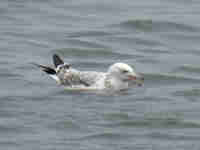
[57,67,106,88]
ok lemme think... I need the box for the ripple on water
[0,141,20,147]
[67,30,113,38]
[0,68,22,78]
[143,115,200,129]
[100,112,200,129]
[78,132,131,141]
[102,35,164,47]
[113,19,199,32]
[172,88,200,101]
[138,57,160,64]
[103,112,130,121]
[148,132,200,141]
[0,61,9,65]
[137,47,172,55]
[142,73,200,86]
[48,120,82,132]
[51,47,140,61]
[173,64,200,74]
[64,39,109,49]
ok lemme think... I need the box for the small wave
[144,113,200,128]
[136,96,173,102]
[143,73,200,85]
[101,116,200,129]
[114,19,198,32]
[148,132,200,141]
[108,36,164,47]
[104,112,130,121]
[25,39,50,48]
[49,120,81,131]
[0,71,22,78]
[138,58,160,64]
[173,88,200,97]
[173,64,200,74]
[188,49,200,56]
[137,47,172,54]
[78,132,130,141]
[67,30,112,38]
[119,19,153,31]
[52,47,139,60]
[0,124,33,134]
[0,141,20,147]
[65,39,108,49]
[0,61,9,65]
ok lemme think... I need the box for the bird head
[108,63,144,85]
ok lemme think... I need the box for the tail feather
[32,63,56,75]
[53,54,64,68]
[33,63,60,84]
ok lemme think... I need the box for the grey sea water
[1,0,200,149]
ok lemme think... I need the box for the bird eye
[64,64,70,69]
[122,70,128,73]
[57,64,65,71]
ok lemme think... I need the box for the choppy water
[1,0,200,149]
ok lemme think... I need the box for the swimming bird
[34,54,144,91]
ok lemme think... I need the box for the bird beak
[128,73,144,86]
[127,74,137,80]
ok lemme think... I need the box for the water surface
[1,0,200,149]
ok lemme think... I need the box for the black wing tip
[42,67,56,75]
[32,63,56,75]
[53,54,64,67]
[80,80,90,87]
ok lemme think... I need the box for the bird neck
[105,74,128,90]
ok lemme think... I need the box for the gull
[34,54,144,91]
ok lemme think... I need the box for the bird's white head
[108,63,144,83]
